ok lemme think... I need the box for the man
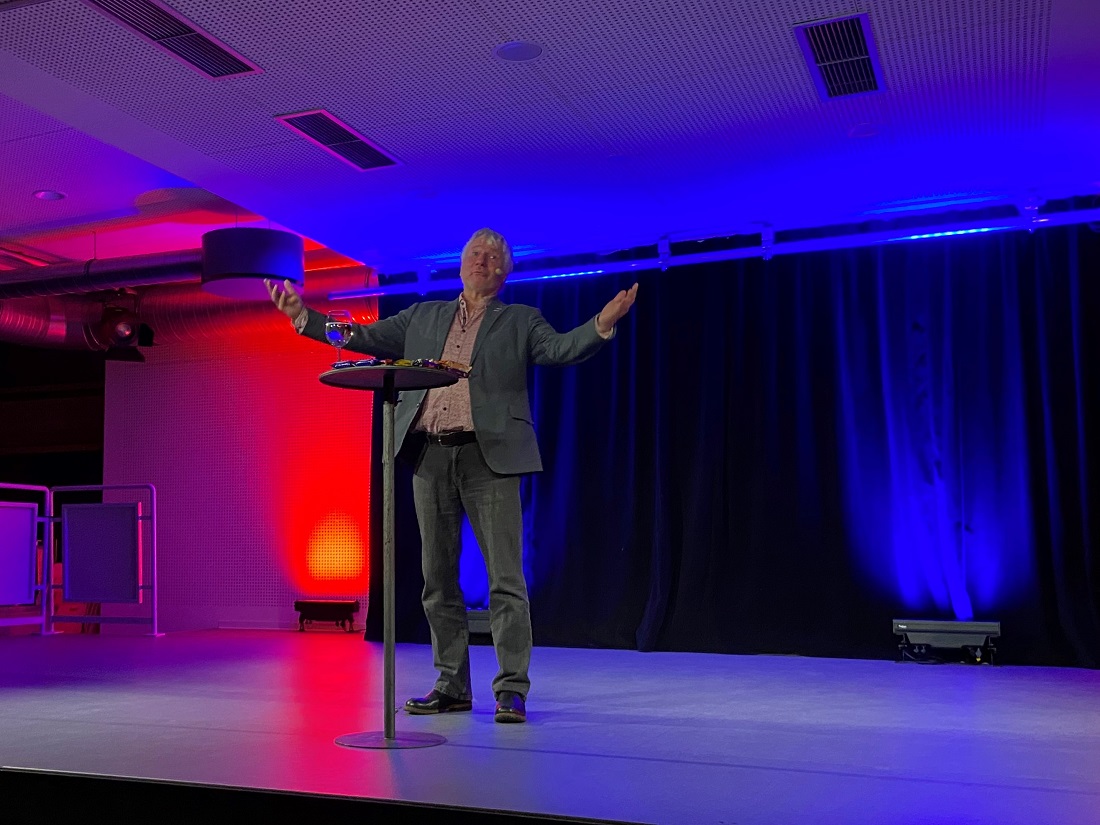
[267,227,637,723]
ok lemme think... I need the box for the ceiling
[1,0,1098,287]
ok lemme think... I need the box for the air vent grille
[275,110,398,172]
[83,0,260,78]
[795,14,882,99]
[286,113,358,146]
[0,0,58,10]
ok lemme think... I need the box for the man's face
[460,239,507,296]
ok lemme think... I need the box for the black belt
[425,430,477,447]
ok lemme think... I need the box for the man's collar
[459,292,500,311]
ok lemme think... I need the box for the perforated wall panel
[103,324,374,631]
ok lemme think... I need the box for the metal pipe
[0,250,202,300]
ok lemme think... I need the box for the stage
[1,628,1098,823]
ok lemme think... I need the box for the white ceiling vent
[275,110,399,172]
[81,0,261,79]
[794,14,883,100]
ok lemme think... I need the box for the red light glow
[307,512,367,581]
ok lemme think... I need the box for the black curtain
[368,224,1100,668]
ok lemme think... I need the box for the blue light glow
[458,516,489,609]
[416,244,546,264]
[863,194,1003,214]
[836,239,1037,619]
[889,226,1015,241]
[510,269,605,282]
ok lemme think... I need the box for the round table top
[319,364,460,392]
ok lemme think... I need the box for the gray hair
[462,227,514,275]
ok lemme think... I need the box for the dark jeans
[412,441,531,700]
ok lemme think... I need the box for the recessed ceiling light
[33,190,65,200]
[494,41,543,62]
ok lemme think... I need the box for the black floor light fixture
[293,599,359,632]
[893,618,1001,664]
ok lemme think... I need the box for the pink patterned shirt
[413,296,487,434]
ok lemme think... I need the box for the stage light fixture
[893,618,1001,664]
[88,296,155,362]
[100,306,140,348]
[467,608,491,636]
[293,599,359,632]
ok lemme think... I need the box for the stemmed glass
[324,309,354,365]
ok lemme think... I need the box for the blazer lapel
[471,299,506,365]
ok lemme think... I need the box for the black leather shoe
[404,689,472,715]
[494,691,526,723]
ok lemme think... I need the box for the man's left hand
[596,283,639,336]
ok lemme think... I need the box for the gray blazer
[302,297,610,475]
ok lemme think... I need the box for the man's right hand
[265,278,305,322]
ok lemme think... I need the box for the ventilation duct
[0,250,200,349]
[0,249,201,300]
[0,228,304,302]
[0,294,104,349]
[0,248,371,350]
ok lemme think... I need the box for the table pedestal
[320,365,457,750]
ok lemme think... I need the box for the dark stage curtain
[368,225,1100,668]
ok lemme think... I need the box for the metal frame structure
[0,482,51,634]
[0,482,160,636]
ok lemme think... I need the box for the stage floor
[1,628,1098,824]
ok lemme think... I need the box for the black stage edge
[1,767,643,824]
